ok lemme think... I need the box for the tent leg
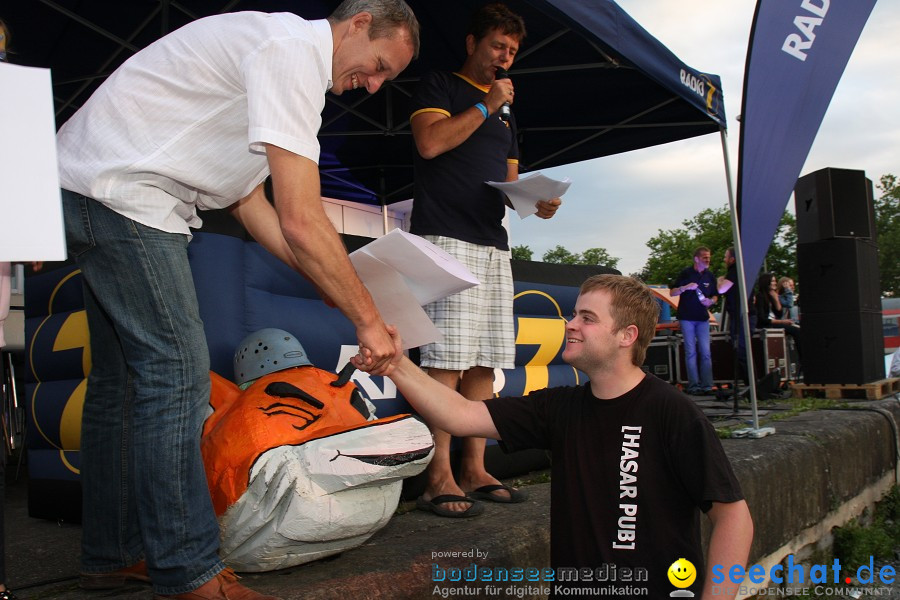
[379,170,389,236]
[718,128,774,439]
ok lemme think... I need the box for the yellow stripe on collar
[453,72,491,93]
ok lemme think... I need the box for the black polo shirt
[409,71,519,250]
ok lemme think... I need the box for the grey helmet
[234,328,313,386]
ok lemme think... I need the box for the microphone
[495,67,511,122]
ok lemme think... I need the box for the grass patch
[716,396,848,438]
[766,486,900,599]
[765,397,844,423]
[833,485,900,567]
[512,470,551,486]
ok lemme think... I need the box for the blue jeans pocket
[62,189,96,257]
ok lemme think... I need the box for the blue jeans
[681,319,712,391]
[63,191,223,594]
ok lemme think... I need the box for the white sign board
[0,63,66,262]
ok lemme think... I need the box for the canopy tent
[3,0,726,205]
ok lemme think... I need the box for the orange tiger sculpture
[201,329,434,572]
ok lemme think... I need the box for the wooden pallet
[791,378,900,401]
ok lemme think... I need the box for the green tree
[761,211,797,286]
[876,174,900,296]
[581,248,620,270]
[511,244,533,261]
[639,207,732,285]
[540,245,621,268]
[543,245,580,264]
[638,205,796,290]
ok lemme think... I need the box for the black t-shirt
[755,289,783,327]
[671,266,718,322]
[409,71,519,250]
[486,374,743,599]
[724,264,739,319]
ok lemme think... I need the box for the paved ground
[5,470,553,600]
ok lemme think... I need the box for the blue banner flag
[737,0,876,280]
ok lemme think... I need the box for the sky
[507,0,900,278]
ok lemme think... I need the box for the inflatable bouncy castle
[25,230,616,529]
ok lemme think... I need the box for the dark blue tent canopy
[4,0,725,205]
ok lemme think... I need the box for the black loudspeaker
[800,311,885,384]
[794,167,876,243]
[797,239,881,313]
[643,339,674,382]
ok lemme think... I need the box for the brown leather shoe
[80,560,151,589]
[154,569,282,600]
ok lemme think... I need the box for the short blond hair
[579,275,659,366]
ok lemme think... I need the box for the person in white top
[55,2,419,599]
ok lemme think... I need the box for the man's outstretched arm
[383,328,500,440]
[230,144,395,374]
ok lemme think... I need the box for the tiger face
[202,367,433,571]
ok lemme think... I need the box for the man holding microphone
[408,3,561,518]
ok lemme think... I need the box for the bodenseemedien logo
[667,558,697,597]
[430,562,650,597]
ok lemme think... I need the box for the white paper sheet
[0,63,66,261]
[353,229,479,305]
[349,230,480,348]
[486,172,572,219]
[348,252,443,350]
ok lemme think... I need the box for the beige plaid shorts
[418,235,515,371]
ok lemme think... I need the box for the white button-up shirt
[57,12,333,235]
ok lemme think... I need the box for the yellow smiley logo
[667,558,697,589]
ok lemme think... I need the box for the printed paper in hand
[349,230,480,349]
[486,172,572,219]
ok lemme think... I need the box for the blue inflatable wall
[25,232,616,520]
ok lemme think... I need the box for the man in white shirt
[56,2,419,599]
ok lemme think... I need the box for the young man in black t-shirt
[378,274,753,598]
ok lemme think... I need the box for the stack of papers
[349,229,480,349]
[486,172,572,219]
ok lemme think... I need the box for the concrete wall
[715,399,900,597]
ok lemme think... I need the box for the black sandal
[0,590,19,600]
